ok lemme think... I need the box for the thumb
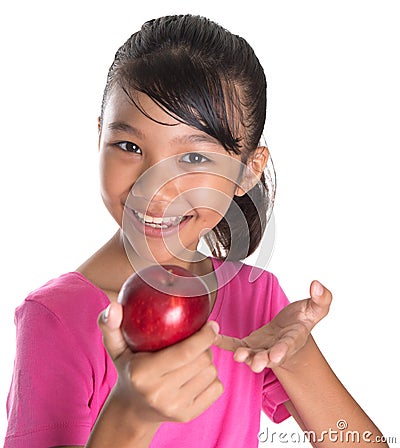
[98,302,129,360]
[308,280,332,323]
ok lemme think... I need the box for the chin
[128,242,202,270]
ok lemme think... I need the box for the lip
[127,207,193,238]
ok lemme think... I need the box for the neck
[116,229,211,274]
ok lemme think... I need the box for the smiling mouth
[132,210,191,229]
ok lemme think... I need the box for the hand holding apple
[97,303,222,434]
[118,264,211,352]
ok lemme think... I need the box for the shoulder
[21,271,108,312]
[15,272,109,346]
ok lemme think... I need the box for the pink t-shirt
[5,258,290,447]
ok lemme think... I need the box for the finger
[266,341,289,366]
[213,334,247,352]
[234,340,290,372]
[98,302,128,360]
[165,349,213,385]
[249,351,270,373]
[309,280,332,322]
[233,346,254,363]
[180,361,219,397]
[246,343,286,372]
[191,377,224,418]
[156,321,220,373]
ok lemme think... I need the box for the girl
[5,14,387,448]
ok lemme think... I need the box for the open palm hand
[214,280,332,372]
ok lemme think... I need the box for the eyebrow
[107,120,222,147]
[107,121,146,139]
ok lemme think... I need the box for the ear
[97,116,102,150]
[235,146,269,197]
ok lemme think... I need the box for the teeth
[134,211,186,227]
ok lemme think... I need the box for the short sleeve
[268,273,291,320]
[262,369,290,423]
[5,300,94,447]
[261,274,291,423]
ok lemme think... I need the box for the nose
[130,156,184,210]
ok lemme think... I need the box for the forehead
[102,86,180,127]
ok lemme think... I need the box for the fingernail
[209,321,220,335]
[102,304,111,322]
[313,281,324,297]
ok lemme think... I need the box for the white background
[1,1,399,446]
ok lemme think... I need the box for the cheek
[99,152,135,211]
[177,175,236,217]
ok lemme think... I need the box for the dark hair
[101,14,272,260]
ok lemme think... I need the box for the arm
[85,387,159,448]
[215,281,388,447]
[54,390,159,448]
[277,338,385,447]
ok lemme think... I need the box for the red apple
[118,264,211,352]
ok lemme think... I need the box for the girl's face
[99,86,251,267]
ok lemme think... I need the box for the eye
[180,152,210,164]
[116,141,142,154]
